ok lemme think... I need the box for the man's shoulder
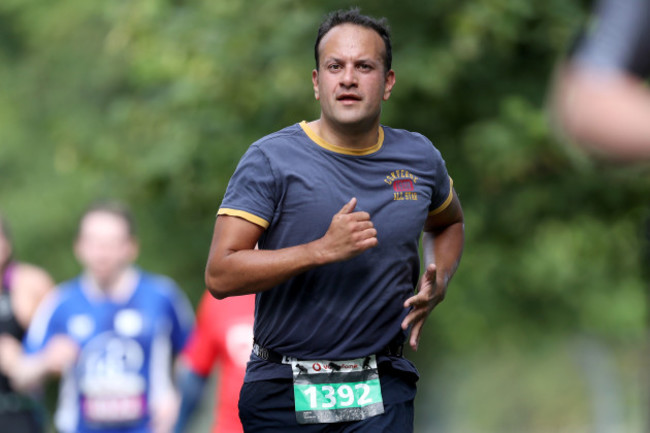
[382,124,427,140]
[54,277,84,302]
[28,279,81,326]
[382,125,437,150]
[251,123,304,149]
[136,270,181,297]
[135,270,193,314]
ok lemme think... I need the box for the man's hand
[318,198,378,263]
[0,334,23,376]
[401,264,446,351]
[0,333,78,391]
[43,335,80,375]
[150,390,180,433]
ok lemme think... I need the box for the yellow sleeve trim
[428,178,454,216]
[217,208,270,229]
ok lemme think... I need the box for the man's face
[312,23,395,133]
[74,211,138,286]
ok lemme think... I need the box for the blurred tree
[1,0,649,431]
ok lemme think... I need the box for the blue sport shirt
[24,268,194,433]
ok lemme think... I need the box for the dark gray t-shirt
[219,121,452,381]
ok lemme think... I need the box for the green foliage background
[1,0,649,431]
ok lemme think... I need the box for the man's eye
[358,64,372,71]
[328,64,341,71]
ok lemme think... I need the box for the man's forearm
[206,200,379,299]
[5,353,52,392]
[430,221,465,286]
[206,241,326,299]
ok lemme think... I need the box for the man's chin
[334,117,378,133]
[90,270,119,285]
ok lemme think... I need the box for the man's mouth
[337,93,362,102]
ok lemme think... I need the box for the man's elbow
[204,271,231,300]
[206,288,228,300]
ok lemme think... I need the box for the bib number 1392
[291,356,384,424]
[295,379,381,411]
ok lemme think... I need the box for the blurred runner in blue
[0,201,194,433]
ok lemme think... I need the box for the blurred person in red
[174,292,254,433]
[550,0,650,162]
[0,212,55,433]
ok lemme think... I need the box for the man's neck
[83,266,139,301]
[309,118,380,149]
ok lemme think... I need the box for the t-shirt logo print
[384,169,419,201]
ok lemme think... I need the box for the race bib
[82,394,146,424]
[77,335,147,426]
[291,355,384,424]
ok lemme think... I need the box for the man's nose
[340,66,357,87]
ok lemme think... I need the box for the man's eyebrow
[323,56,379,64]
[356,58,380,64]
[322,56,342,64]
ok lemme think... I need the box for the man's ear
[128,238,140,263]
[312,69,320,100]
[383,70,396,101]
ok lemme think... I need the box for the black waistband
[252,340,403,364]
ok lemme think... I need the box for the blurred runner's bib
[78,334,148,425]
[82,394,145,424]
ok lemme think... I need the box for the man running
[205,8,465,432]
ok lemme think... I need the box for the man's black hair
[314,8,392,73]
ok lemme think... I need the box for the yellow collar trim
[299,121,384,156]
